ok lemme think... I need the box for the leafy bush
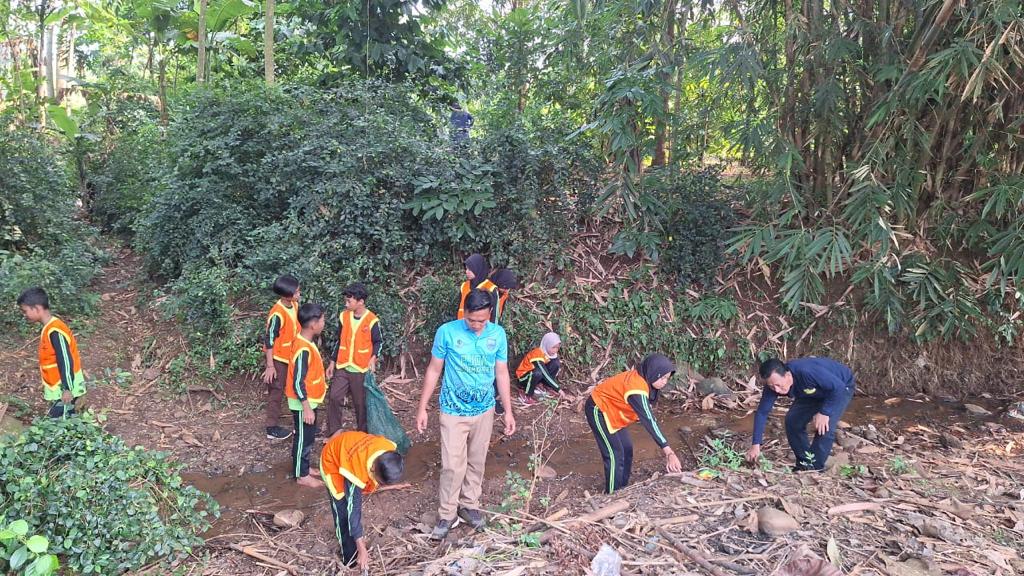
[653,168,736,288]
[0,520,59,576]
[158,262,236,346]
[0,117,104,328]
[134,80,599,366]
[0,414,217,574]
[0,117,78,252]
[90,122,167,235]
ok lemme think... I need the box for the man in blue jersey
[415,289,516,540]
[746,357,855,471]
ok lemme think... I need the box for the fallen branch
[657,529,731,576]
[540,499,631,543]
[827,502,881,516]
[681,495,774,509]
[227,544,299,575]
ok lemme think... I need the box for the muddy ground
[2,248,1023,576]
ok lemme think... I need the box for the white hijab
[540,332,561,359]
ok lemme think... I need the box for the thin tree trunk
[652,0,677,167]
[36,0,47,103]
[264,0,275,84]
[158,53,168,125]
[63,22,75,101]
[145,32,154,79]
[197,0,207,83]
[46,23,57,98]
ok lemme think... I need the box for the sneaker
[534,388,550,399]
[495,402,505,415]
[266,426,293,440]
[517,392,537,406]
[457,507,487,531]
[430,518,457,541]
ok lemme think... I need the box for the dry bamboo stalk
[227,544,299,575]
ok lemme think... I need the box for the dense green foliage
[0,118,104,328]
[0,414,217,574]
[133,81,597,362]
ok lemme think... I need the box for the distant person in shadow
[449,102,473,145]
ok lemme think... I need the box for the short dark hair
[17,287,49,309]
[464,289,493,313]
[298,303,324,328]
[375,451,405,485]
[758,358,788,379]
[272,275,300,298]
[343,282,369,303]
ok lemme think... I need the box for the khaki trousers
[438,410,494,520]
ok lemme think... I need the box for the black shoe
[431,517,458,540]
[495,402,505,415]
[266,426,293,440]
[457,507,487,531]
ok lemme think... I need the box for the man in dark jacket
[449,102,473,144]
[745,357,855,470]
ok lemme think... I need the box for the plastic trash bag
[364,372,411,454]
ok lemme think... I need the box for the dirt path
[2,248,1024,575]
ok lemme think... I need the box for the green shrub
[0,414,217,574]
[158,262,236,346]
[0,520,60,576]
[0,117,77,252]
[90,122,167,235]
[0,116,104,329]
[0,248,104,328]
[653,168,736,288]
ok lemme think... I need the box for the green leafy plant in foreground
[0,520,59,576]
[0,413,218,574]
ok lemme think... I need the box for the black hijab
[490,268,519,290]
[638,354,676,404]
[464,254,490,289]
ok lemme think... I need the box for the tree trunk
[145,32,155,79]
[264,0,275,84]
[651,0,678,167]
[62,22,75,101]
[36,0,47,103]
[197,0,208,83]
[46,23,57,98]
[158,54,168,125]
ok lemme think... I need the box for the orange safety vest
[591,369,650,433]
[265,299,299,363]
[515,347,549,379]
[286,335,326,407]
[335,310,379,372]
[320,431,397,499]
[457,279,497,319]
[38,317,86,401]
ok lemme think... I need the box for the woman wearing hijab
[514,332,563,405]
[489,268,518,324]
[586,354,682,493]
[457,254,499,323]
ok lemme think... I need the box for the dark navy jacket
[751,357,854,444]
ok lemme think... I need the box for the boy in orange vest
[320,430,405,570]
[325,283,382,436]
[17,287,87,419]
[287,303,327,488]
[261,275,300,440]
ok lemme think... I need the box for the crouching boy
[320,430,405,570]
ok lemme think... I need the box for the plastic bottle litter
[590,543,622,576]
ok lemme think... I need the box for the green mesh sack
[364,372,411,454]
